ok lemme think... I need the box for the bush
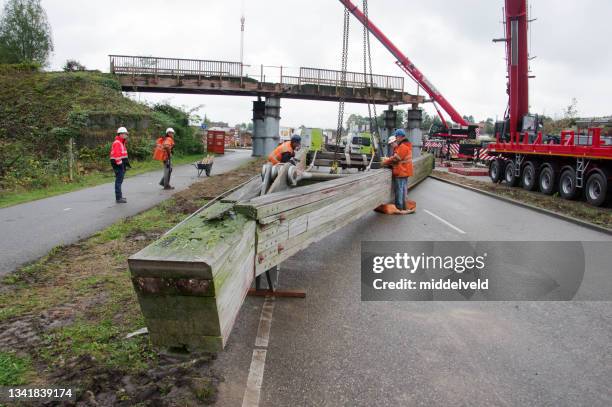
[63,59,86,72]
[127,137,155,161]
[0,62,40,74]
[153,104,202,155]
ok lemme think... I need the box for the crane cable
[332,7,351,174]
[361,0,381,170]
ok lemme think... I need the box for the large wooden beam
[128,154,433,351]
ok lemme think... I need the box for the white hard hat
[387,135,397,145]
[117,127,129,134]
[166,128,175,134]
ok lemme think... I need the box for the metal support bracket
[576,158,589,189]
[515,154,524,177]
[248,267,306,298]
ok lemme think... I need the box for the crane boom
[337,0,469,128]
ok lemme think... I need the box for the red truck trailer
[486,0,612,206]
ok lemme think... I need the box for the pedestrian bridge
[110,55,423,105]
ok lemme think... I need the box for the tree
[0,0,53,65]
[483,118,495,136]
[63,59,86,72]
[564,97,579,119]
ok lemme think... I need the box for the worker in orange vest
[154,128,176,190]
[268,135,301,165]
[383,129,414,213]
[110,127,130,203]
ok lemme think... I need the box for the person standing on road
[110,127,130,203]
[383,129,413,213]
[155,128,176,190]
[268,135,301,165]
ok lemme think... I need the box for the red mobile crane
[337,0,477,140]
[487,0,612,206]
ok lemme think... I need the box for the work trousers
[393,176,408,210]
[111,161,125,200]
[160,159,172,188]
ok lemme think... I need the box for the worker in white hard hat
[155,128,176,190]
[110,127,130,203]
[387,135,398,156]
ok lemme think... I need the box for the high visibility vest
[110,136,128,164]
[383,141,413,177]
[153,136,175,161]
[268,141,294,165]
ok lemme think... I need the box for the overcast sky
[17,0,612,127]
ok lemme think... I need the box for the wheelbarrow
[193,155,214,177]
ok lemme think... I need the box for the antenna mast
[240,1,245,76]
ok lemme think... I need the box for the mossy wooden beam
[127,155,433,352]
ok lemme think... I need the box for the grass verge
[432,169,612,229]
[0,157,264,405]
[0,154,205,209]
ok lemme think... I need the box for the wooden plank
[237,170,390,219]
[255,192,387,275]
[128,201,257,352]
[221,176,262,203]
[256,173,386,225]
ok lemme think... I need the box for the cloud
[18,0,612,127]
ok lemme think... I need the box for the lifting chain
[332,6,351,173]
[362,0,381,159]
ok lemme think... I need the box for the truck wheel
[521,162,538,191]
[489,159,503,183]
[539,165,557,195]
[559,168,578,200]
[584,171,609,207]
[504,160,519,187]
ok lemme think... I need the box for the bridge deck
[110,55,423,105]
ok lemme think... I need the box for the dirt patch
[432,169,612,229]
[172,158,265,214]
[44,353,219,406]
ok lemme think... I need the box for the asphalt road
[0,149,253,276]
[213,177,611,407]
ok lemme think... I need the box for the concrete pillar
[252,100,266,157]
[383,106,398,157]
[263,97,281,155]
[407,108,423,158]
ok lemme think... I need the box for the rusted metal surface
[109,55,423,105]
[132,276,213,296]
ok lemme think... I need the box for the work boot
[163,186,175,190]
[116,198,127,203]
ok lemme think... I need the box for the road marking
[424,209,466,234]
[242,296,275,407]
[242,349,267,407]
[255,297,275,347]
[63,208,72,211]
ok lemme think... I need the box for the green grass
[40,319,156,373]
[0,154,204,208]
[0,352,33,386]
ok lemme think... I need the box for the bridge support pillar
[407,108,423,158]
[383,106,398,156]
[251,99,266,157]
[263,97,281,155]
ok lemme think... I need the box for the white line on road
[424,209,466,234]
[255,297,275,348]
[63,208,72,211]
[242,349,267,407]
[242,296,275,407]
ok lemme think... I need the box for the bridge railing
[110,55,405,93]
[109,55,243,78]
[293,67,403,92]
